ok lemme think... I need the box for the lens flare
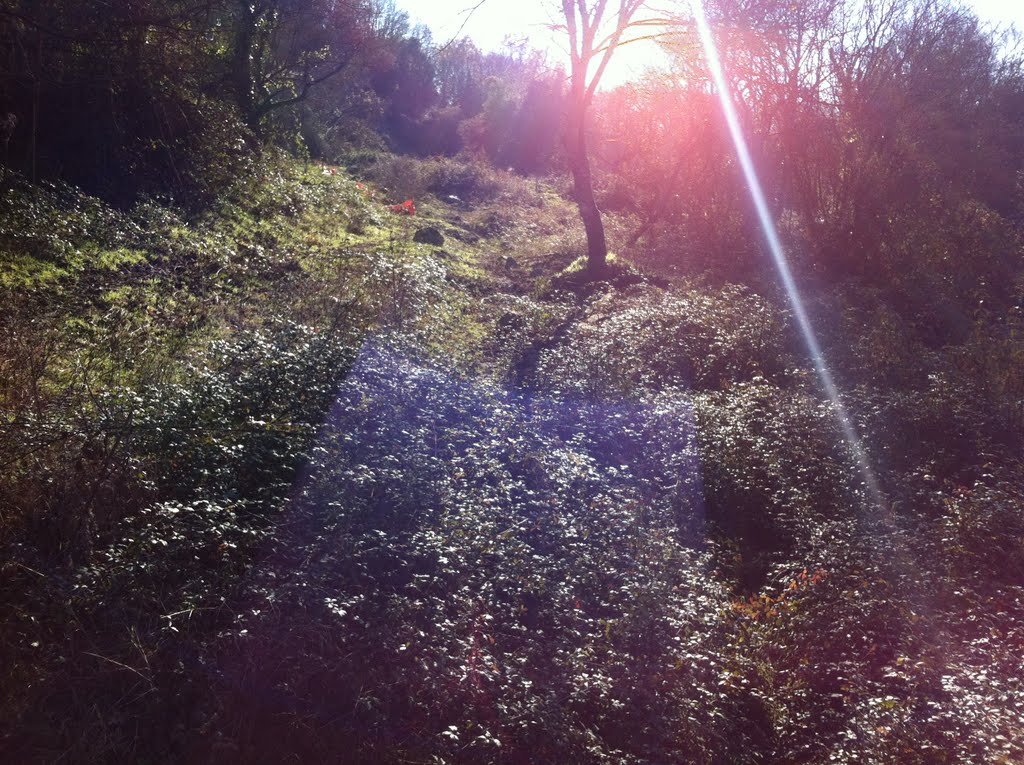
[690,0,885,511]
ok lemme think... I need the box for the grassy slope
[1,156,1022,764]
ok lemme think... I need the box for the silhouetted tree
[228,0,373,135]
[558,0,658,273]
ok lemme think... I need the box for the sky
[398,0,1022,88]
[398,0,666,87]
[970,0,1023,28]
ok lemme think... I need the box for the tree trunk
[232,4,260,134]
[567,104,607,274]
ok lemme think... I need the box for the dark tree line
[0,0,567,206]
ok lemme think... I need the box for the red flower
[389,199,416,215]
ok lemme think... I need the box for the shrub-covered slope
[2,154,1023,764]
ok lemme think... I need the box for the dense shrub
[0,169,143,283]
[201,344,742,764]
[535,283,791,396]
[422,156,502,202]
[139,319,359,504]
[364,153,530,206]
[0,162,374,762]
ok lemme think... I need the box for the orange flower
[389,199,416,215]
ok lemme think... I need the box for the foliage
[535,283,790,396]
[364,152,518,205]
[2,0,1024,761]
[205,344,739,764]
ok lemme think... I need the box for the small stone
[413,226,445,246]
[497,312,526,331]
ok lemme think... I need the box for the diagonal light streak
[690,0,884,510]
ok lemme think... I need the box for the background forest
[1,0,1023,763]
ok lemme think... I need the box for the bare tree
[557,0,659,273]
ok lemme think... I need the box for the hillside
[2,0,1024,761]
[2,151,1022,764]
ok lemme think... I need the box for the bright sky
[399,0,669,87]
[971,0,1022,28]
[399,1,1021,88]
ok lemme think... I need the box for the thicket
[0,155,426,758]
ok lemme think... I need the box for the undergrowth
[2,153,1023,764]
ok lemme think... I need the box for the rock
[497,312,527,331]
[413,226,445,246]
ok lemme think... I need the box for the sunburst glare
[689,0,886,512]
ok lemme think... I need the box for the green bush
[138,318,359,505]
[203,345,737,765]
[423,156,502,202]
[364,153,530,206]
[364,154,430,202]
[535,283,791,397]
